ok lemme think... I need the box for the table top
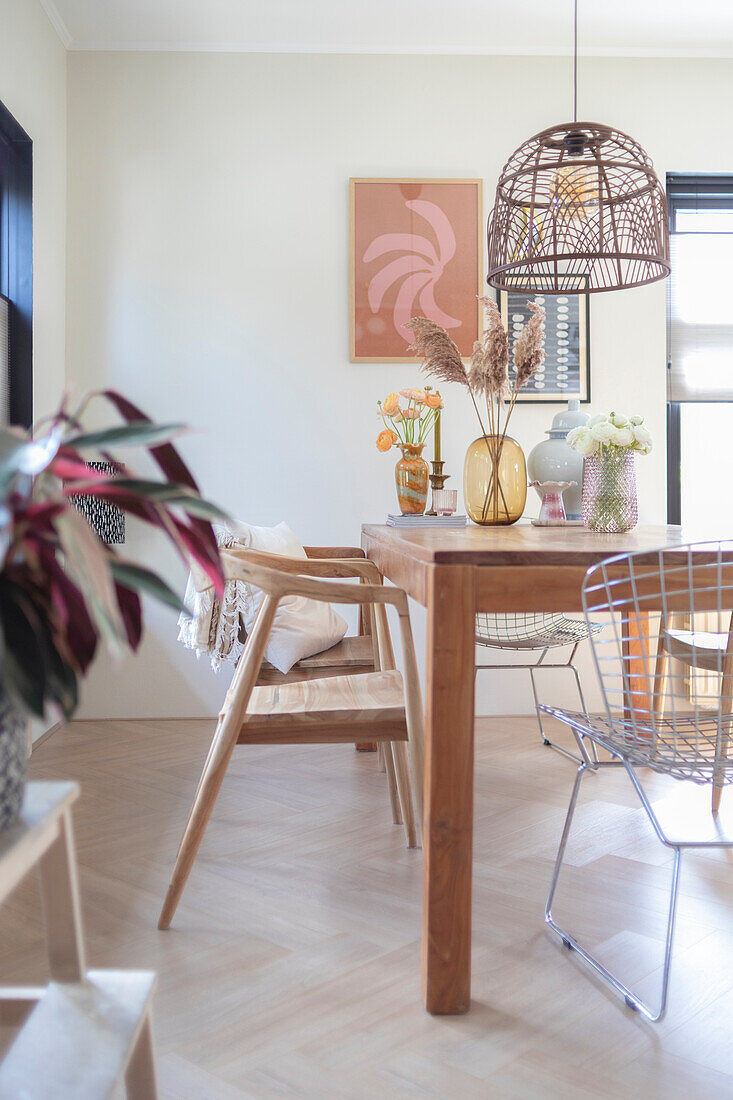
[361,522,706,567]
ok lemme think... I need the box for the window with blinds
[668,175,733,402]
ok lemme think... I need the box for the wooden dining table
[361,521,700,1016]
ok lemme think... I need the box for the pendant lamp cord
[573,0,578,123]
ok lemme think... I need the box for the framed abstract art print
[350,178,483,362]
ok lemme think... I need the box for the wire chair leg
[545,760,683,1023]
[529,662,593,766]
[570,663,599,766]
[528,664,549,744]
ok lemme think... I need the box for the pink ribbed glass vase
[582,450,638,533]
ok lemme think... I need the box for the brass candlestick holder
[425,461,450,515]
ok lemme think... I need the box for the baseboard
[31,722,62,752]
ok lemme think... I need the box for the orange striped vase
[395,444,429,515]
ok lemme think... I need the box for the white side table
[0,782,158,1099]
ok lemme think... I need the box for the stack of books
[386,513,467,528]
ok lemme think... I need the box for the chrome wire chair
[542,541,733,1022]
[475,613,603,763]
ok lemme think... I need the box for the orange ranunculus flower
[400,387,426,404]
[382,392,400,416]
[401,407,421,420]
[376,429,398,452]
[425,391,443,408]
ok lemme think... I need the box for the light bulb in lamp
[550,163,598,221]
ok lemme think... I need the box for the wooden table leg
[622,611,654,724]
[423,564,475,1015]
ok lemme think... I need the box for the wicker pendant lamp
[486,1,670,294]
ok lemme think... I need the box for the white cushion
[228,521,348,675]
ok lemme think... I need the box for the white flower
[632,425,652,449]
[588,414,608,427]
[590,421,617,445]
[610,412,629,428]
[629,414,644,426]
[636,440,652,455]
[566,426,598,455]
[612,426,634,447]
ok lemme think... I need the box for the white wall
[65,51,732,719]
[1,0,67,741]
[0,0,67,421]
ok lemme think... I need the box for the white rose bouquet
[566,412,652,458]
[566,412,649,532]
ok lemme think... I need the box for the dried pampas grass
[469,297,509,399]
[513,300,546,387]
[404,317,469,388]
[404,301,546,460]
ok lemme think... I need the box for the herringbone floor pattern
[2,716,733,1097]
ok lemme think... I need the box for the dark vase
[0,694,27,829]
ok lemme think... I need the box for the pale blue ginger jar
[527,400,589,521]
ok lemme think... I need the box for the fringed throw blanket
[177,529,247,670]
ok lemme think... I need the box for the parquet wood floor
[2,716,733,1097]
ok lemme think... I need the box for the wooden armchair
[654,611,733,815]
[237,545,406,822]
[244,545,382,686]
[158,548,424,930]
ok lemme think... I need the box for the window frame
[665,174,733,524]
[0,98,32,429]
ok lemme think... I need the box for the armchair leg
[382,740,403,825]
[391,741,418,848]
[158,715,238,930]
[712,782,724,816]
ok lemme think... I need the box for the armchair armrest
[303,546,365,560]
[223,546,382,583]
[221,549,405,611]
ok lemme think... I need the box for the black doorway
[0,98,32,428]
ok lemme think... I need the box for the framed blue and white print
[498,285,590,404]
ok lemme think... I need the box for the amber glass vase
[395,444,429,515]
[463,434,527,525]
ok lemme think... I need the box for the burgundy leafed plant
[0,390,226,721]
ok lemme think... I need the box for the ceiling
[42,0,733,55]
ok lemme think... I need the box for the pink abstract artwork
[350,179,482,362]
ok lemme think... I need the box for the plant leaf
[66,479,228,520]
[114,581,143,650]
[66,422,186,450]
[171,518,224,595]
[0,578,47,717]
[0,426,63,494]
[108,560,188,615]
[55,507,125,649]
[99,392,199,490]
[92,391,223,586]
[37,544,98,673]
[34,608,78,720]
[50,456,111,482]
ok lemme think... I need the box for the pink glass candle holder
[432,488,457,515]
[529,480,576,523]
